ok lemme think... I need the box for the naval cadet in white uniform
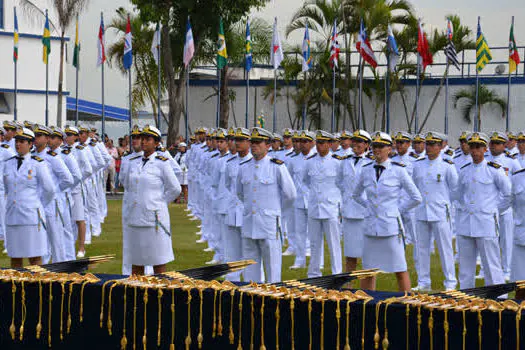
[0,127,16,245]
[516,131,525,168]
[123,125,181,275]
[64,126,94,258]
[2,121,17,149]
[236,127,297,283]
[224,128,253,281]
[412,132,458,291]
[49,127,82,261]
[486,131,522,280]
[338,130,372,274]
[32,125,74,263]
[3,128,54,268]
[456,132,510,289]
[304,130,343,278]
[511,167,525,285]
[352,132,422,291]
[286,130,317,269]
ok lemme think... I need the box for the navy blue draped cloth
[0,274,523,349]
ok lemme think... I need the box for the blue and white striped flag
[387,25,399,72]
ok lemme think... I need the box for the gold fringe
[48,281,53,347]
[198,288,204,349]
[382,302,390,350]
[218,290,225,337]
[157,288,163,347]
[212,288,218,338]
[60,282,65,341]
[290,297,295,350]
[361,299,371,350]
[133,286,137,350]
[121,285,128,350]
[259,295,266,350]
[275,298,280,350]
[100,280,114,328]
[170,288,175,350]
[443,309,449,350]
[108,282,118,335]
[237,291,244,350]
[19,281,26,341]
[250,294,255,350]
[374,301,382,349]
[80,280,90,322]
[320,299,325,350]
[142,287,149,350]
[185,288,192,350]
[10,280,16,340]
[417,305,422,350]
[37,280,43,339]
[308,299,313,350]
[405,304,410,350]
[344,299,351,350]
[230,290,236,345]
[428,308,434,350]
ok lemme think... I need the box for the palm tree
[453,84,507,131]
[20,0,90,127]
[417,15,475,132]
[106,8,168,126]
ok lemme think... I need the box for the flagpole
[157,22,162,131]
[445,68,449,134]
[386,55,390,133]
[302,71,307,129]
[45,57,49,126]
[100,12,106,138]
[415,53,420,133]
[14,57,18,122]
[273,68,277,132]
[185,66,189,141]
[506,16,514,132]
[475,16,480,133]
[331,66,336,133]
[216,67,221,128]
[358,56,363,129]
[128,69,132,152]
[246,69,250,128]
[75,55,79,126]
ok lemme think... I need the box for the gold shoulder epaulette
[1,144,9,149]
[62,149,71,155]
[31,155,44,162]
[76,145,85,150]
[332,154,343,160]
[445,149,454,156]
[443,159,454,165]
[270,158,284,165]
[48,150,57,157]
[488,161,501,169]
[306,153,317,160]
[155,156,168,161]
[392,161,406,167]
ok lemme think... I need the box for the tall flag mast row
[8,10,524,135]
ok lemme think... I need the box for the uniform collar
[254,154,269,164]
[239,153,252,161]
[472,159,487,168]
[20,152,32,160]
[375,158,392,169]
[143,151,157,161]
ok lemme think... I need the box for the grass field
[0,200,482,292]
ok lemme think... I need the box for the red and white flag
[97,13,106,66]
[356,19,377,69]
[417,20,433,71]
[329,19,340,68]
[271,17,284,69]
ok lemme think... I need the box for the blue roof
[66,97,129,121]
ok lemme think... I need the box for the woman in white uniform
[123,125,181,275]
[3,128,54,267]
[352,132,422,292]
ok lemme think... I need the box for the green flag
[217,18,228,69]
[73,19,80,68]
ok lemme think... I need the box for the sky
[251,0,525,51]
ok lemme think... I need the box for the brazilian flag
[217,18,228,69]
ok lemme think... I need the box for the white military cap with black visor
[141,125,162,140]
[250,127,273,141]
[315,130,335,142]
[350,129,372,142]
[64,126,79,136]
[467,132,489,146]
[234,127,251,140]
[14,127,36,141]
[489,131,508,144]
[33,124,52,137]
[371,131,393,146]
[394,131,412,142]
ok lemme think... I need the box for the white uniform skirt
[511,244,525,281]
[362,234,407,273]
[343,218,365,258]
[126,225,174,266]
[71,192,85,222]
[6,225,49,258]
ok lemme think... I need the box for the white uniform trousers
[342,218,365,258]
[45,200,67,263]
[282,206,295,254]
[401,212,419,274]
[0,193,5,241]
[416,220,457,290]
[307,218,342,278]
[242,237,282,283]
[211,214,225,263]
[457,235,505,289]
[498,210,514,274]
[201,193,213,242]
[62,193,76,261]
[98,172,108,223]
[511,244,525,281]
[294,208,308,266]
[224,225,243,281]
[84,179,100,241]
